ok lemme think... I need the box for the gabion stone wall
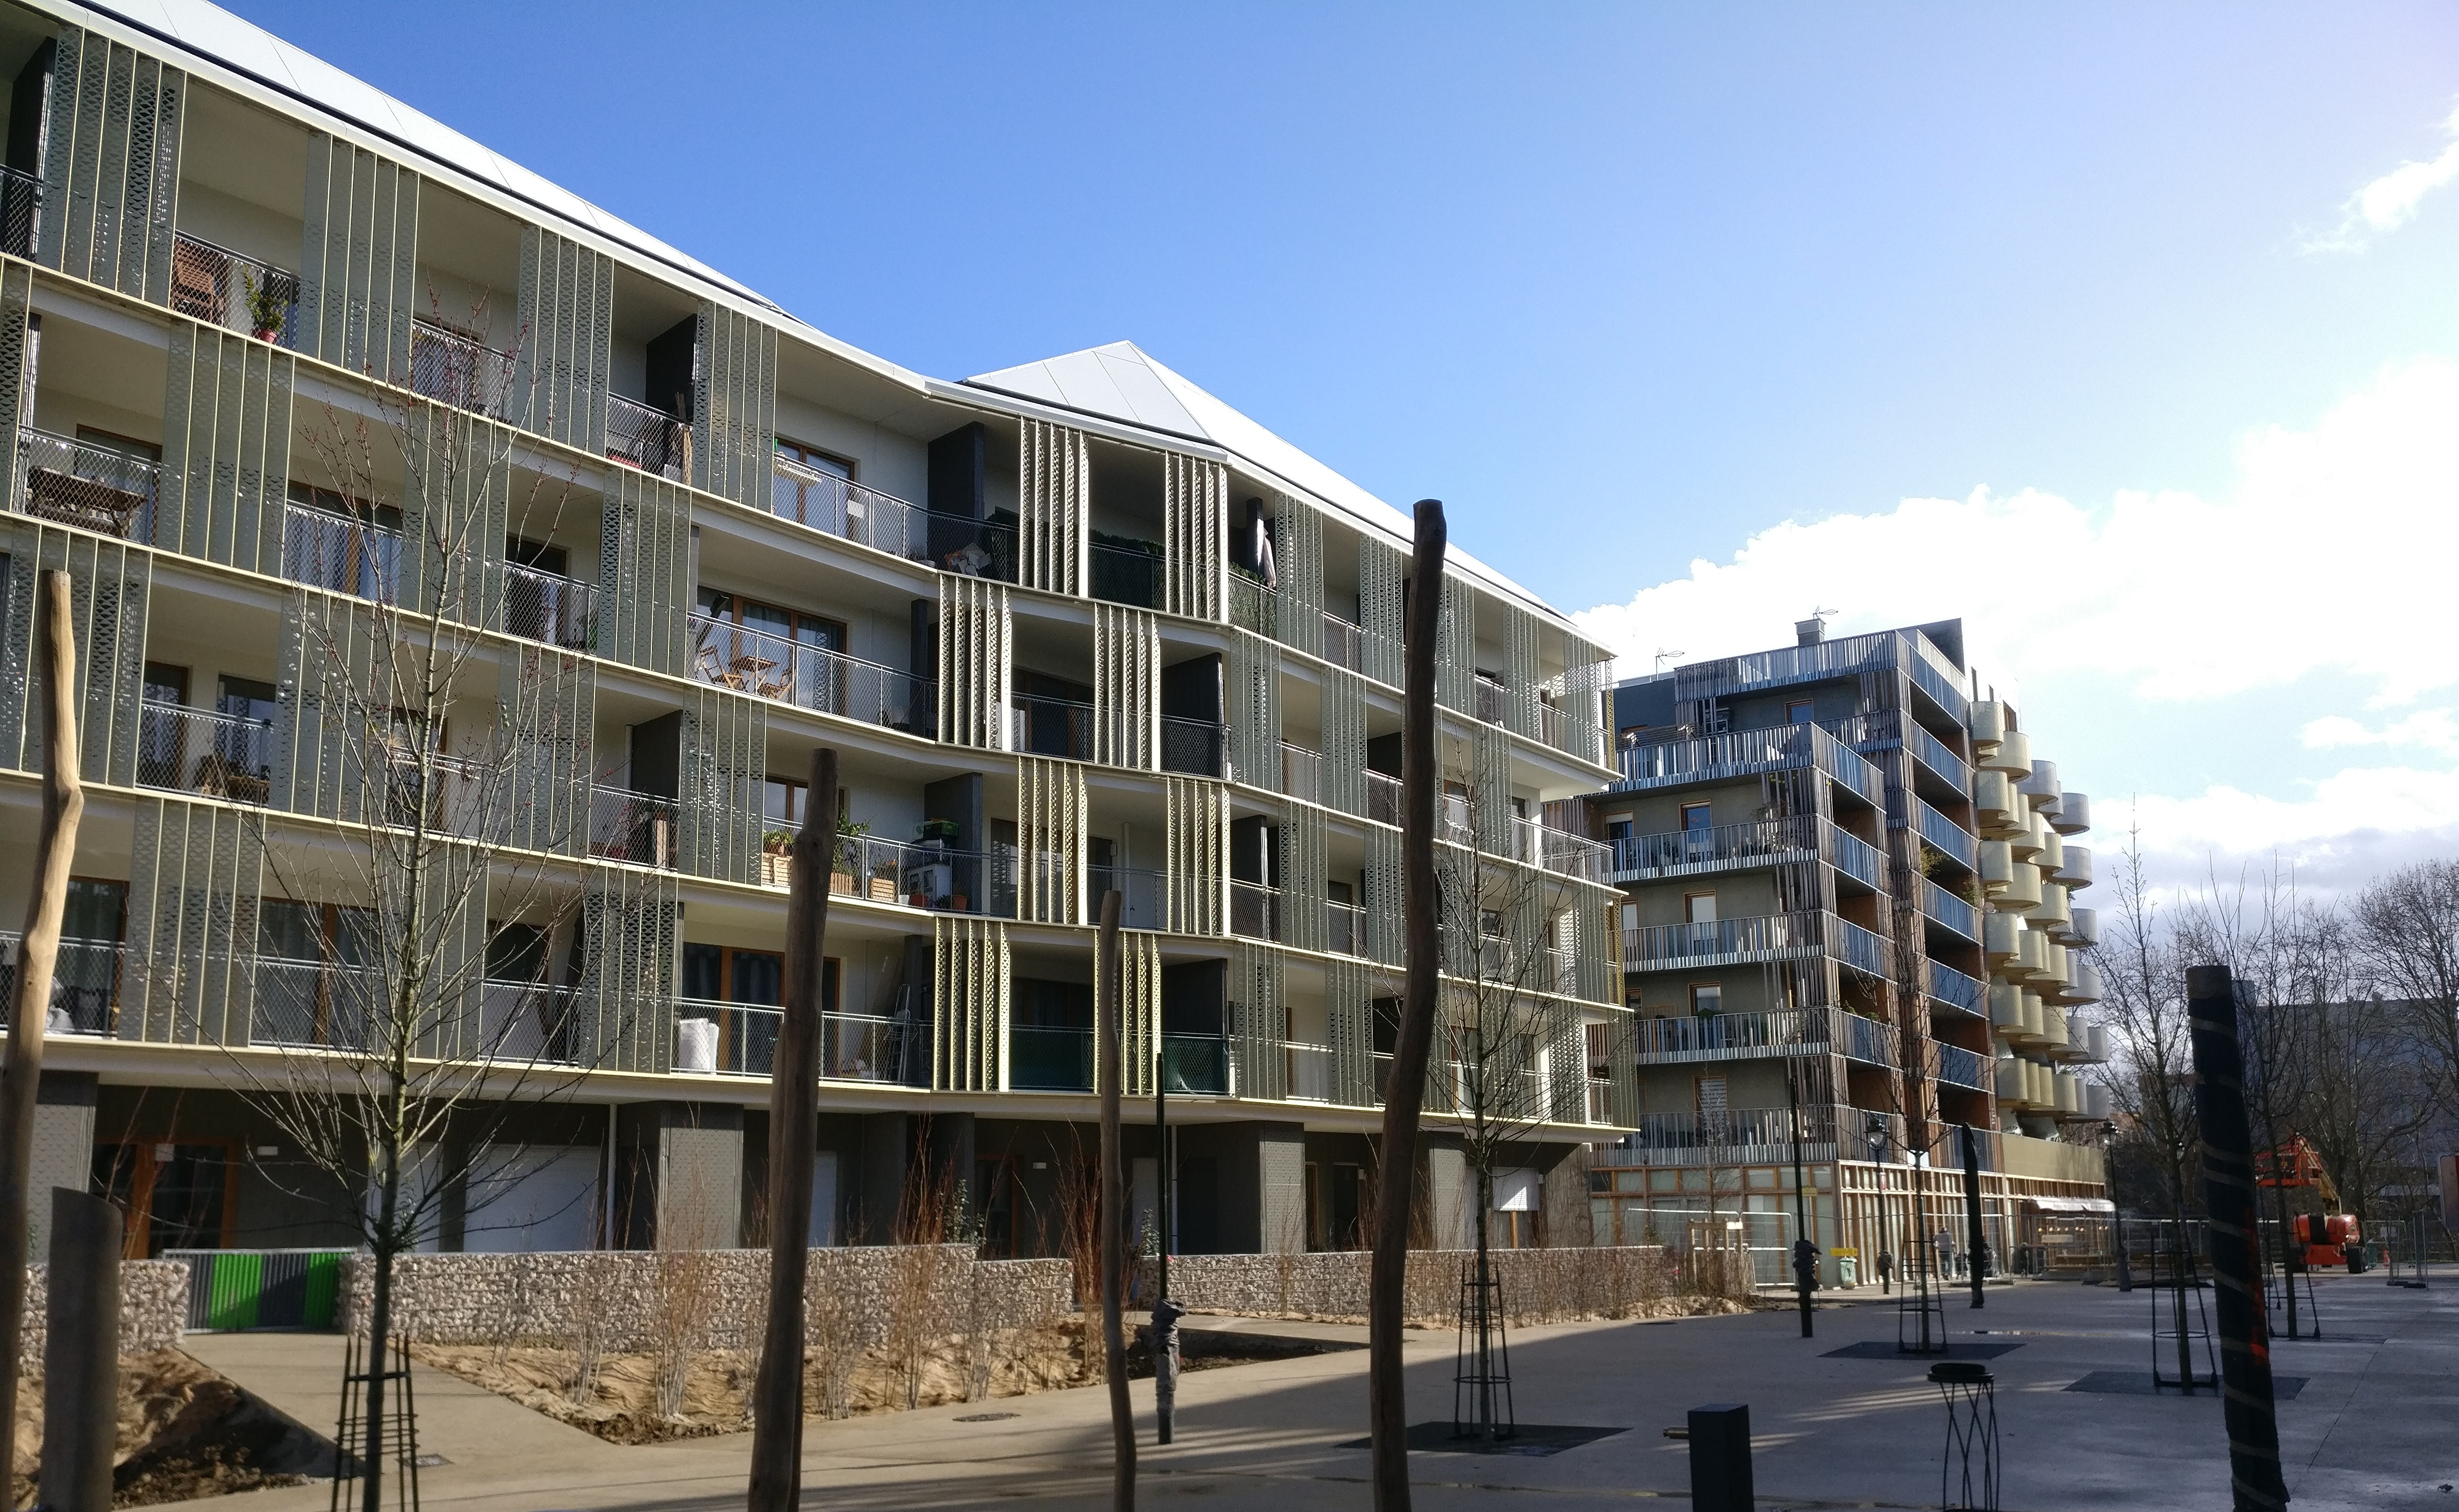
[337,1248,1075,1351]
[20,1258,190,1367]
[1138,1245,1682,1325]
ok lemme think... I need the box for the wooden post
[0,570,84,1471]
[1369,500,1445,1511]
[1097,889,1133,1508]
[40,1188,121,1512]
[747,747,837,1512]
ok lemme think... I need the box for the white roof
[75,1,1581,632]
[968,341,1562,623]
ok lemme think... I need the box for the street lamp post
[1786,1061,1814,1338]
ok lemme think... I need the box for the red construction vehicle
[2260,1139,2367,1270]
[2291,1212,2364,1271]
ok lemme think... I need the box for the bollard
[1688,1403,1753,1512]
[41,1188,122,1512]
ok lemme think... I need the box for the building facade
[1587,620,2112,1285]
[0,0,1630,1262]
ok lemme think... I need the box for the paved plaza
[182,1273,2458,1512]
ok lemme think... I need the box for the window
[776,438,853,480]
[764,777,807,829]
[287,481,403,600]
[1696,1075,1727,1114]
[773,439,858,531]
[697,589,848,703]
[1786,699,1815,725]
[1604,813,1635,845]
[1680,802,1712,833]
[1684,892,1717,923]
[1690,982,1722,1017]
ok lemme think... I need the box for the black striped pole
[2186,964,2290,1511]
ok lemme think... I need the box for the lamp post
[1785,1060,1814,1337]
[1865,1114,1892,1296]
[1153,1045,1183,1445]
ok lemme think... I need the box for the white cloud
[1573,358,2459,706]
[1571,360,2459,888]
[2300,709,2459,754]
[2308,101,2459,251]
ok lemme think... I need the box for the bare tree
[181,300,648,1512]
[2088,826,2200,1227]
[2299,992,2437,1228]
[2351,860,2459,1129]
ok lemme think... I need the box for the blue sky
[226,1,2459,890]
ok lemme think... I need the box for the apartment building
[0,0,1630,1263]
[1587,620,2112,1284]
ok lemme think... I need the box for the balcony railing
[1907,721,1972,793]
[1927,959,1987,1015]
[1365,770,1401,826]
[1474,674,1509,726]
[0,164,35,259]
[607,393,685,480]
[1321,613,1363,672]
[1287,1041,1333,1101]
[251,957,376,1051]
[917,510,1018,582]
[1230,880,1279,942]
[1011,692,1094,761]
[1831,826,1886,889]
[410,317,519,418]
[789,835,1017,918]
[674,999,910,1082]
[1012,1024,1094,1091]
[1160,1033,1231,1094]
[1160,716,1223,777]
[1614,723,1879,803]
[1622,910,1891,980]
[17,428,159,540]
[0,932,122,1037]
[1922,878,1979,942]
[589,785,677,868]
[1633,1005,1843,1064]
[137,700,274,806]
[501,560,596,650]
[770,455,920,558]
[478,979,580,1064]
[283,499,403,601]
[1326,899,1366,957]
[687,614,933,733]
[1935,1042,1986,1091]
[1617,1103,1841,1160]
[1843,1010,1895,1067]
[1280,741,1325,804]
[1089,865,1167,930]
[1907,632,1969,721]
[1512,817,1609,881]
[170,232,300,344]
[1091,540,1164,609]
[1607,816,1817,880]
[1916,799,1979,871]
[1835,916,1891,979]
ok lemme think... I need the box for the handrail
[0,930,121,1036]
[607,392,686,480]
[1608,816,1819,877]
[687,612,933,733]
[409,316,520,418]
[1922,877,1979,941]
[17,427,160,540]
[501,558,597,650]
[772,453,920,558]
[137,698,276,806]
[172,230,301,344]
[588,784,678,868]
[0,163,35,259]
[1622,909,1892,980]
[1916,799,1979,870]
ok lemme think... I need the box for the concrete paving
[170,1272,2459,1511]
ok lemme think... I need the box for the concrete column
[29,1073,96,1259]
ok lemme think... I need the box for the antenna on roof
[1653,649,1685,672]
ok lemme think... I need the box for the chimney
[1795,618,1825,647]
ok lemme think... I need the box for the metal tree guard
[2149,1219,2217,1392]
[332,1332,422,1512]
[1452,1260,1516,1441]
[1929,1361,2000,1511]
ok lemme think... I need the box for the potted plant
[242,270,287,342]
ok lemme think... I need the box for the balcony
[1365,769,1401,826]
[0,932,123,1037]
[1632,1005,1837,1064]
[1280,741,1325,804]
[1321,613,1363,672]
[1228,572,1275,636]
[1922,878,1980,942]
[1088,863,1167,930]
[0,165,35,259]
[1936,1041,1986,1091]
[785,833,1017,917]
[501,560,597,650]
[17,428,160,540]
[137,701,274,806]
[169,232,300,345]
[1474,674,1509,726]
[1907,633,1969,721]
[409,317,518,418]
[769,454,921,558]
[1160,716,1224,777]
[1607,815,1817,882]
[477,980,581,1064]
[251,957,377,1050]
[1841,1010,1896,1067]
[607,393,685,480]
[1623,910,1890,980]
[1512,817,1609,881]
[1916,799,1979,872]
[1927,959,1987,1015]
[674,1000,910,1082]
[1160,1033,1232,1094]
[588,785,678,868]
[1230,880,1280,942]
[1091,540,1164,609]
[1287,1041,1333,1101]
[1831,826,1886,890]
[1011,1024,1093,1091]
[687,614,933,733]
[283,498,403,602]
[1611,1103,1843,1165]
[1326,899,1366,957]
[1011,692,1094,761]
[1614,723,1882,805]
[1908,721,1971,793]
[916,511,1018,582]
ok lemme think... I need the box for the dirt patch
[412,1320,1107,1445]
[10,1349,316,1508]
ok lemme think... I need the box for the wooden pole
[40,1188,120,1512]
[1097,889,1133,1508]
[1368,500,1446,1511]
[747,747,838,1512]
[0,570,84,1477]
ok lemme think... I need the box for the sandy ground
[10,1349,311,1507]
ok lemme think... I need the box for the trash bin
[1837,1256,1859,1288]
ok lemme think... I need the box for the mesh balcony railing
[1011,1024,1094,1091]
[1927,959,1987,1015]
[688,614,933,733]
[283,499,402,601]
[478,980,580,1064]
[251,957,377,1051]
[137,701,274,805]
[0,932,122,1036]
[1012,693,1094,761]
[501,560,596,650]
[1321,613,1364,672]
[606,393,685,479]
[1160,716,1223,777]
[588,785,678,868]
[1365,769,1402,826]
[1088,865,1167,930]
[917,511,1017,580]
[1090,540,1164,608]
[0,165,35,259]
[1160,1033,1230,1094]
[771,455,919,557]
[1280,741,1324,804]
[804,836,1015,917]
[1230,881,1280,942]
[409,317,519,418]
[1326,900,1366,957]
[169,232,300,344]
[1474,674,1509,725]
[1228,573,1275,636]
[17,428,159,539]
[1287,1041,1333,1101]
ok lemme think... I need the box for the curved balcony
[2053,846,2093,890]
[2052,791,2091,837]
[2028,882,2071,932]
[1980,728,2032,777]
[1996,861,2042,911]
[2066,958,2104,1005]
[1974,769,2021,835]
